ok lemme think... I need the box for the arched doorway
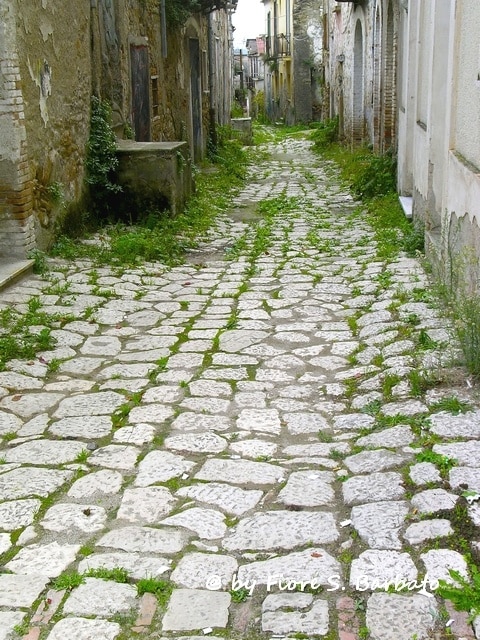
[352,19,364,145]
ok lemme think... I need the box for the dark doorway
[189,38,202,161]
[130,44,150,141]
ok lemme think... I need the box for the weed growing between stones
[51,135,251,267]
[437,565,480,620]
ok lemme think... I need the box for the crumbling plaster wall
[15,0,91,249]
[293,0,326,122]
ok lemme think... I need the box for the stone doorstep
[0,259,34,291]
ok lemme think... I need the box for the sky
[232,0,266,49]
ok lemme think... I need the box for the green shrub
[350,149,397,200]
[310,117,339,148]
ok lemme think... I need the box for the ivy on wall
[165,0,235,27]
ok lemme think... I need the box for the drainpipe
[208,11,218,154]
[160,0,167,58]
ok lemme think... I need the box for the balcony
[265,33,291,58]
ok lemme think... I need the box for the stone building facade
[0,0,235,258]
[261,0,327,124]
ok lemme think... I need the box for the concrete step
[0,259,34,291]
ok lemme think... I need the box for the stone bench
[115,140,194,216]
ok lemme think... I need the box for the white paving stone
[277,471,335,507]
[162,589,231,631]
[194,458,285,485]
[236,408,281,434]
[117,487,175,523]
[6,541,80,577]
[4,440,84,465]
[0,574,49,607]
[53,391,124,418]
[262,595,329,635]
[41,503,107,532]
[0,392,64,418]
[0,467,72,499]
[223,511,339,550]
[351,501,409,549]
[237,548,342,587]
[449,466,480,492]
[409,462,442,486]
[229,438,277,459]
[284,412,329,434]
[68,470,123,498]
[112,423,156,445]
[78,552,170,579]
[88,444,140,470]
[411,489,458,514]
[171,552,238,589]
[81,336,122,356]
[404,519,454,545]
[164,432,227,454]
[97,526,190,554]
[219,329,268,352]
[135,451,195,486]
[366,593,438,640]
[420,549,469,585]
[0,498,40,531]
[63,578,138,616]
[343,472,404,505]
[430,410,480,438]
[344,449,409,473]
[171,412,231,432]
[176,483,263,516]
[433,441,480,466]
[356,425,414,449]
[0,612,26,640]
[162,507,227,539]
[333,413,375,430]
[49,415,113,439]
[47,617,121,640]
[350,550,417,589]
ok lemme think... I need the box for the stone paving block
[420,549,469,584]
[143,386,184,404]
[229,438,277,459]
[80,336,122,356]
[344,449,409,473]
[135,450,195,486]
[283,412,329,434]
[162,507,227,539]
[0,611,26,640]
[53,391,124,418]
[261,594,328,635]
[164,432,227,454]
[350,550,417,589]
[430,410,480,438]
[409,462,442,485]
[433,441,480,466]
[404,519,454,545]
[449,466,480,492]
[351,501,409,549]
[68,470,123,498]
[0,498,40,531]
[46,617,122,640]
[236,408,281,434]
[176,482,263,516]
[219,329,268,352]
[171,412,231,432]
[49,415,113,439]
[97,526,190,554]
[6,541,80,577]
[0,467,72,500]
[4,440,84,465]
[79,552,170,579]
[380,400,428,416]
[1,392,65,418]
[356,425,414,448]
[0,411,22,435]
[63,578,138,617]
[0,533,11,554]
[0,574,48,607]
[283,442,349,457]
[180,397,230,414]
[224,511,339,551]
[237,548,342,588]
[112,423,156,445]
[411,488,458,514]
[333,413,375,430]
[277,470,335,507]
[0,372,43,390]
[171,552,238,590]
[194,458,285,485]
[117,486,175,523]
[342,472,404,505]
[162,589,231,631]
[366,593,438,640]
[88,444,140,470]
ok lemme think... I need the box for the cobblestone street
[0,135,479,640]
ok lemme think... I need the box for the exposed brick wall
[0,12,36,259]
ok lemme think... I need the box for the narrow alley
[0,134,479,640]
